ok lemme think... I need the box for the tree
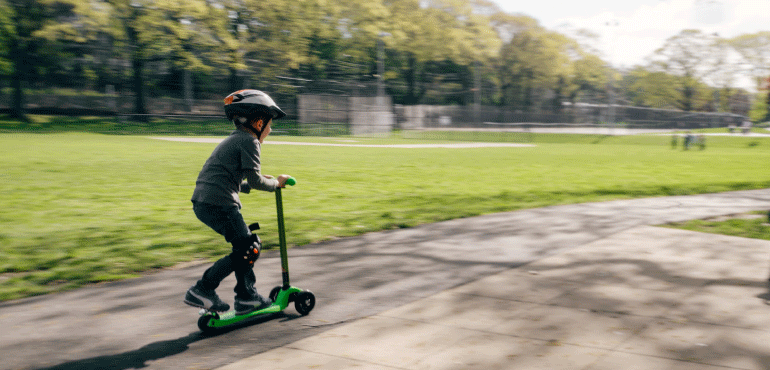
[487,12,595,112]
[217,0,371,95]
[728,31,770,121]
[647,30,722,111]
[749,91,768,123]
[20,0,237,116]
[383,0,500,104]
[568,54,608,105]
[622,67,712,111]
[487,10,539,44]
[498,26,572,111]
[727,32,770,90]
[623,68,683,109]
[107,0,235,117]
[0,0,77,120]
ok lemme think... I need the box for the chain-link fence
[0,88,748,138]
[393,103,746,130]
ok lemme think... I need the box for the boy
[184,89,291,314]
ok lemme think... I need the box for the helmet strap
[234,115,265,138]
[247,117,267,139]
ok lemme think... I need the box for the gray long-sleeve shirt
[191,129,279,208]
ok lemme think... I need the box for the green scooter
[196,177,315,333]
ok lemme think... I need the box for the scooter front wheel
[295,291,315,316]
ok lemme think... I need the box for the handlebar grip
[285,177,296,186]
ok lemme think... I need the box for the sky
[491,0,770,69]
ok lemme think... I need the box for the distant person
[184,90,292,314]
[683,131,693,150]
[671,134,678,149]
[697,134,706,150]
[742,120,752,134]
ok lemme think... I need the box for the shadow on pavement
[38,312,288,370]
[38,332,204,370]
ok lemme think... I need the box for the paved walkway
[218,193,770,370]
[2,190,770,370]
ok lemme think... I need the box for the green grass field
[2,117,770,300]
[663,211,770,241]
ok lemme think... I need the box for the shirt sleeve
[241,138,279,192]
[245,171,279,192]
[240,136,261,172]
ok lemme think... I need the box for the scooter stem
[275,178,295,289]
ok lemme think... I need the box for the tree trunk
[523,70,534,112]
[765,91,770,122]
[9,39,27,122]
[132,56,147,120]
[681,84,694,112]
[405,55,417,105]
[228,67,239,93]
[125,17,147,121]
[184,69,193,112]
[11,68,25,121]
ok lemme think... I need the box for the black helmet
[223,90,286,121]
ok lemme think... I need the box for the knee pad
[230,234,262,267]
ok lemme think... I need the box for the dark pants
[192,201,257,298]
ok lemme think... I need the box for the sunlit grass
[1,127,769,300]
[663,212,770,241]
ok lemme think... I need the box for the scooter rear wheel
[269,286,282,302]
[198,314,216,333]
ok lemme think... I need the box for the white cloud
[493,0,770,68]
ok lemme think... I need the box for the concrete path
[2,189,770,370]
[220,225,770,370]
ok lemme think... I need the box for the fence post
[106,84,116,112]
[184,69,193,113]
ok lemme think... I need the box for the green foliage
[749,92,769,123]
[664,213,770,242]
[378,0,501,104]
[624,68,679,109]
[648,30,728,111]
[0,0,81,119]
[622,67,714,110]
[498,26,575,110]
[0,0,12,74]
[1,0,768,117]
[568,55,608,101]
[725,31,770,91]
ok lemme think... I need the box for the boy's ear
[251,118,264,131]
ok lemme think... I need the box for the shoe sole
[184,299,205,309]
[185,299,229,312]
[185,292,230,312]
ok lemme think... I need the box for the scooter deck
[199,286,303,331]
[204,304,282,327]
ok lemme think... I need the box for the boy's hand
[276,174,292,188]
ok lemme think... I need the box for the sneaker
[184,286,230,312]
[234,293,272,315]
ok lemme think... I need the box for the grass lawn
[663,211,770,241]
[2,117,770,300]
